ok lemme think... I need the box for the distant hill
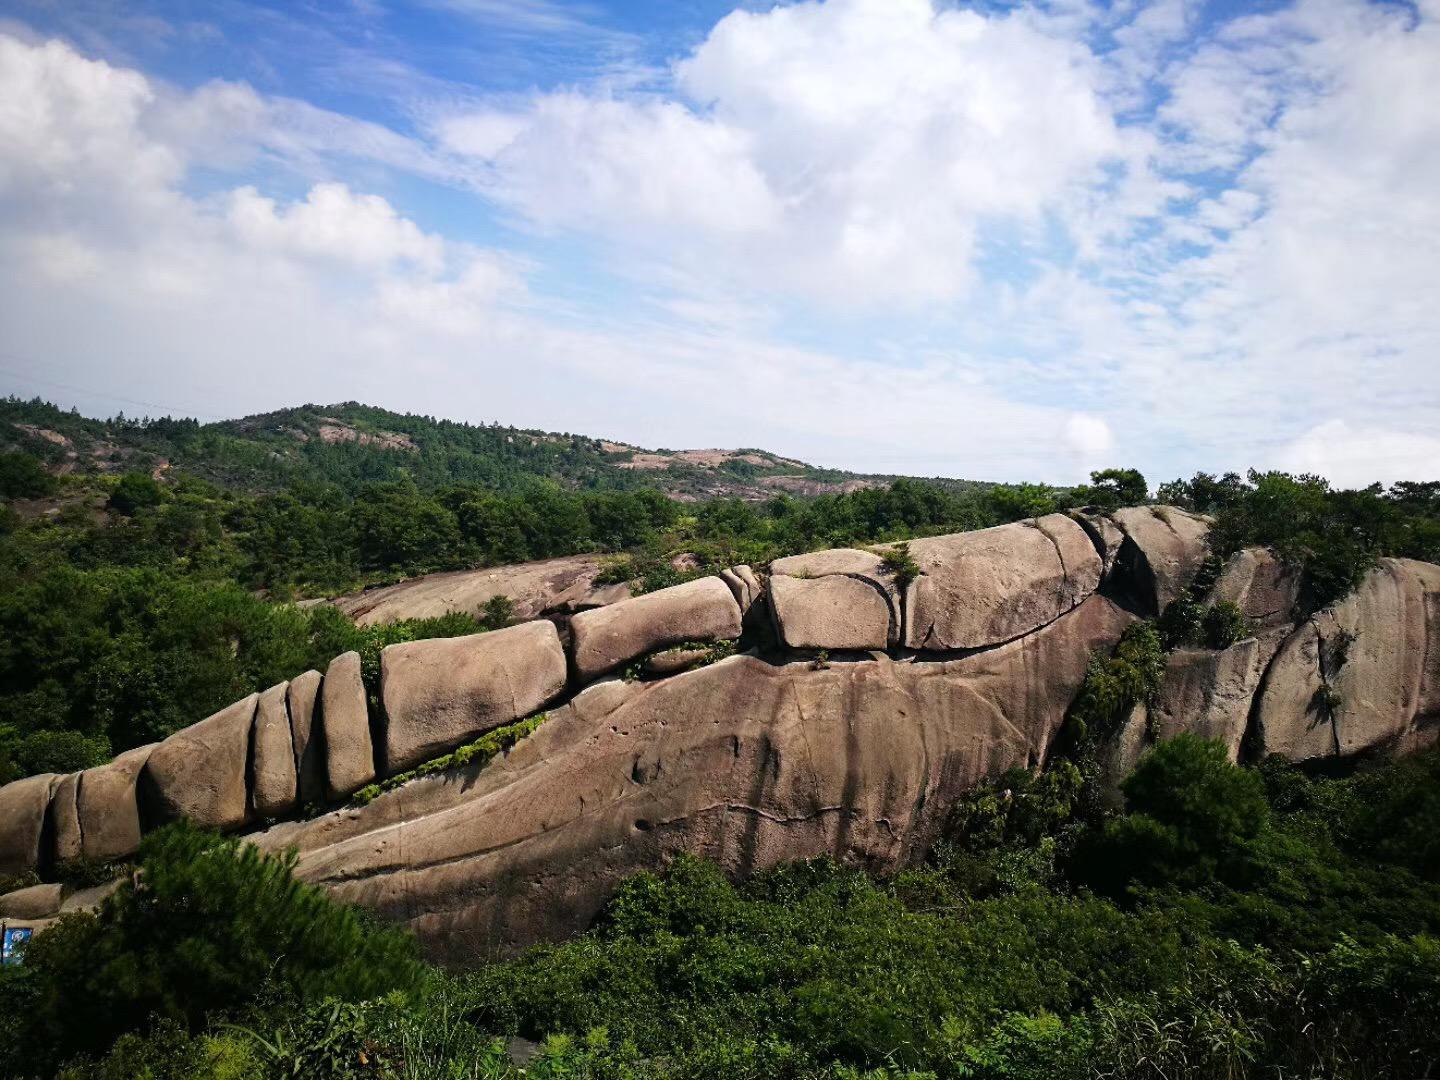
[0,397,981,501]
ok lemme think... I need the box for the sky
[0,0,1437,487]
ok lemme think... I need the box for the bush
[14,822,424,1070]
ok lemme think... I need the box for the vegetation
[351,712,549,806]
[8,738,1440,1079]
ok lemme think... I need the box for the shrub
[16,822,424,1068]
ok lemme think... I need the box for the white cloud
[436,0,1122,305]
[1273,421,1440,488]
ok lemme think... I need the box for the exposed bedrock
[569,576,742,681]
[1105,506,1211,615]
[1257,558,1440,761]
[380,621,568,775]
[263,593,1134,962]
[902,514,1102,650]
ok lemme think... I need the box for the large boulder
[288,670,325,806]
[1256,559,1440,761]
[1208,547,1301,627]
[570,577,742,682]
[321,652,375,801]
[1108,506,1210,615]
[720,565,764,617]
[903,515,1102,650]
[1148,630,1289,761]
[77,743,155,861]
[380,621,568,775]
[143,696,256,831]
[770,575,892,651]
[769,549,898,650]
[0,773,57,875]
[252,682,298,818]
[48,772,83,865]
[0,882,63,919]
[264,593,1132,962]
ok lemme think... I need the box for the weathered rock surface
[570,577,741,681]
[268,593,1132,962]
[1109,506,1210,615]
[380,622,567,774]
[0,773,57,876]
[48,772,83,865]
[60,878,125,914]
[1150,630,1289,761]
[288,670,325,806]
[903,515,1102,650]
[1071,510,1127,573]
[322,652,375,801]
[1208,548,1301,627]
[720,565,764,616]
[769,548,899,650]
[143,696,256,831]
[0,882,63,919]
[643,648,712,675]
[333,554,632,626]
[1256,559,1440,761]
[252,682,298,818]
[78,743,155,861]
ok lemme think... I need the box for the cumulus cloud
[436,0,1122,305]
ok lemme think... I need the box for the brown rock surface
[380,621,567,774]
[322,652,375,801]
[252,682,298,818]
[78,743,155,861]
[570,577,741,682]
[1070,510,1127,573]
[1208,548,1301,627]
[288,670,325,805]
[1256,559,1440,761]
[643,648,713,675]
[60,878,125,913]
[143,697,256,831]
[1109,506,1210,615]
[769,574,891,651]
[267,593,1132,962]
[1150,630,1288,761]
[0,882,63,919]
[47,772,83,865]
[333,554,631,627]
[903,515,1102,650]
[0,773,59,876]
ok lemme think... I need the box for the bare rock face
[643,648,712,676]
[60,878,124,914]
[288,670,325,806]
[380,622,568,775]
[251,682,298,818]
[0,882,63,919]
[1150,630,1288,761]
[1109,507,1211,615]
[570,577,741,682]
[769,549,899,650]
[333,554,632,626]
[0,773,57,875]
[903,515,1102,650]
[270,593,1132,962]
[1208,548,1301,627]
[769,574,892,651]
[48,772,83,865]
[1070,510,1127,573]
[78,743,155,861]
[720,565,764,616]
[322,652,375,801]
[1257,559,1440,761]
[143,696,257,831]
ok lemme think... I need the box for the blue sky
[1,0,1437,485]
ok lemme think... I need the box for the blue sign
[1,926,32,965]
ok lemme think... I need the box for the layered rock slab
[1208,548,1301,627]
[380,621,568,774]
[0,773,57,876]
[274,593,1132,963]
[252,682,298,818]
[903,514,1102,650]
[1108,506,1210,615]
[142,696,256,831]
[1256,558,1440,761]
[78,743,156,861]
[570,577,741,681]
[322,652,375,800]
[769,549,898,651]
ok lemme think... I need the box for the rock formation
[4,507,1439,962]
